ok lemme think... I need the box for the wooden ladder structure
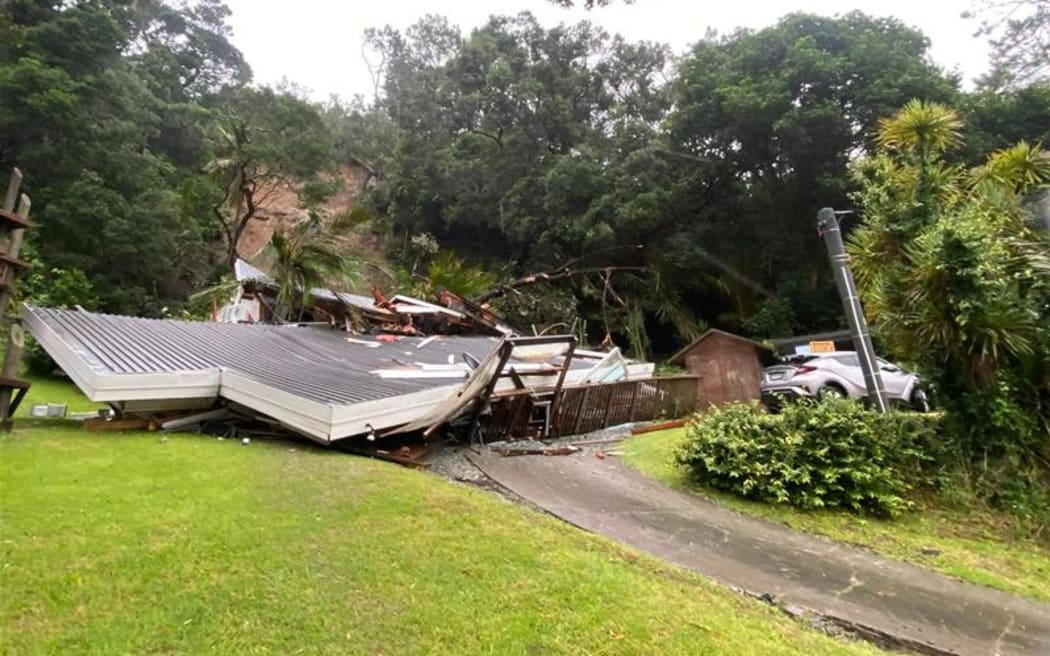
[0,168,33,430]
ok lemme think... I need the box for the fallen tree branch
[474,265,649,304]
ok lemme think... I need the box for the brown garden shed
[668,329,770,408]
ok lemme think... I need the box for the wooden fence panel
[604,381,637,427]
[483,376,700,441]
[552,387,586,436]
[484,376,700,440]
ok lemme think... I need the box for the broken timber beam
[629,418,690,435]
[83,417,157,432]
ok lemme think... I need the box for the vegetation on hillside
[4,1,1048,355]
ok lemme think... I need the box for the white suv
[761,352,929,411]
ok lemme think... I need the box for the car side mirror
[881,365,899,373]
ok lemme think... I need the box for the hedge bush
[675,399,940,517]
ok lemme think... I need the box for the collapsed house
[24,305,698,446]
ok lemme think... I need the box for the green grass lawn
[1,379,882,655]
[620,427,1050,604]
[13,375,103,417]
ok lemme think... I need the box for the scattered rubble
[488,442,581,457]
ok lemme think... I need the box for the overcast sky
[222,0,988,101]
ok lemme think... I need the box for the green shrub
[10,249,101,376]
[675,399,940,517]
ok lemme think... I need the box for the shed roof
[667,329,767,366]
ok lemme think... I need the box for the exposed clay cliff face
[236,162,374,258]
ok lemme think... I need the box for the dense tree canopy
[0,0,328,314]
[848,100,1050,506]
[356,11,966,348]
[661,12,959,333]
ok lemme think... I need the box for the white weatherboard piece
[625,362,656,379]
[580,347,628,384]
[345,337,382,348]
[389,295,466,318]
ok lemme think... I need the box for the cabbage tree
[849,100,1049,460]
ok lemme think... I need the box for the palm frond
[876,99,963,155]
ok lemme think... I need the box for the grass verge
[1,381,882,655]
[620,427,1050,603]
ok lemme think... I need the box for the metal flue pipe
[816,207,889,413]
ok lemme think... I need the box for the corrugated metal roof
[25,306,500,405]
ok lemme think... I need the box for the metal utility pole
[816,207,889,413]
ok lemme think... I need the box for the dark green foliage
[359,11,961,354]
[661,12,958,334]
[0,1,341,315]
[418,251,497,299]
[958,86,1050,166]
[676,400,941,517]
[0,0,247,314]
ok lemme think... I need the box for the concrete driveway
[467,450,1050,656]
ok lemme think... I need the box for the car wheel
[910,388,930,413]
[817,385,846,400]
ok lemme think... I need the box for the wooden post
[0,168,29,430]
[0,193,29,315]
[545,338,575,438]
